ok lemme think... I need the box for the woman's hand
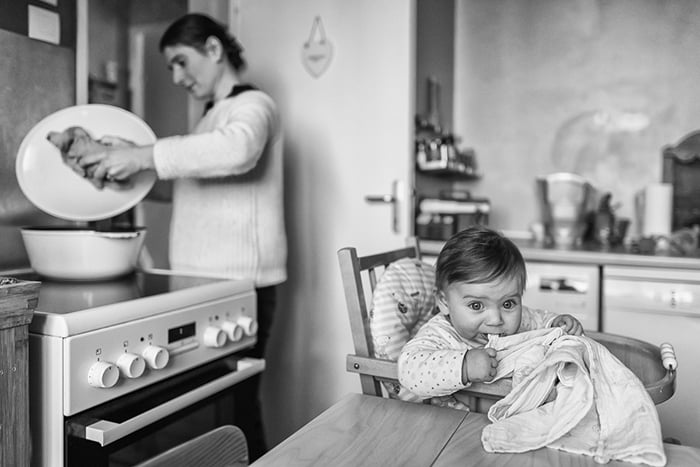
[551,314,584,336]
[77,144,155,190]
[463,347,498,384]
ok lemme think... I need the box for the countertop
[419,238,700,270]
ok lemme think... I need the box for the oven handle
[82,357,264,447]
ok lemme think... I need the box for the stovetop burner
[18,269,254,338]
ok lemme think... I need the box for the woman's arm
[152,92,279,179]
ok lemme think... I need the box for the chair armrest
[346,355,398,380]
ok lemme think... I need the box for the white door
[231,0,415,444]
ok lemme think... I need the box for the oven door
[64,355,264,467]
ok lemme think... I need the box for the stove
[20,268,264,467]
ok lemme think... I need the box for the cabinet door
[523,262,600,331]
[603,267,700,447]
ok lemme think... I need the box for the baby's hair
[435,225,527,293]
[159,13,246,72]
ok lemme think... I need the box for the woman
[75,13,287,460]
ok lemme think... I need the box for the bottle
[427,77,442,134]
[594,192,615,246]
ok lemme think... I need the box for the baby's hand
[551,314,584,336]
[464,348,498,383]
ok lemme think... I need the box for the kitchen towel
[481,329,666,466]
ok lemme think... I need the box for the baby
[398,225,583,399]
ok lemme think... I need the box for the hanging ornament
[301,16,333,78]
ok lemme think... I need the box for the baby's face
[437,275,523,344]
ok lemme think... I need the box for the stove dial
[221,321,244,342]
[142,345,169,370]
[238,316,259,336]
[204,326,227,348]
[117,353,146,378]
[88,361,119,388]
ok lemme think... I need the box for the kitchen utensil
[536,173,594,247]
[15,104,157,222]
[20,226,146,281]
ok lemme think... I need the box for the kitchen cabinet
[0,278,40,467]
[523,262,600,332]
[603,266,700,448]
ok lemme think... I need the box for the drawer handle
[659,343,677,371]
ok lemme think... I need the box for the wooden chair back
[134,425,248,467]
[337,239,420,397]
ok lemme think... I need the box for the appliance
[536,173,595,248]
[17,267,263,467]
[416,195,490,241]
[523,261,600,332]
[603,266,700,447]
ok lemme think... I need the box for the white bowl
[21,227,146,281]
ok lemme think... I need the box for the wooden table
[253,393,700,467]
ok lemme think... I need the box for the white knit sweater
[152,90,287,287]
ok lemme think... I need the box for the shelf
[416,166,482,179]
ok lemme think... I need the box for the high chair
[338,241,677,410]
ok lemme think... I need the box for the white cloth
[481,329,666,466]
[152,90,287,286]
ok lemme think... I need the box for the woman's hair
[159,13,246,72]
[435,225,527,293]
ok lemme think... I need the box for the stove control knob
[203,326,227,348]
[88,361,119,388]
[221,321,244,342]
[238,316,259,336]
[142,345,169,370]
[117,353,146,378]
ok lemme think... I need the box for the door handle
[365,180,403,233]
[77,358,264,446]
[365,194,396,203]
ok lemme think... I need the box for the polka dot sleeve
[398,314,472,398]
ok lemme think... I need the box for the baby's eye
[467,301,484,311]
[502,299,517,310]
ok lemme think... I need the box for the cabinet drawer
[604,277,700,316]
[524,262,600,331]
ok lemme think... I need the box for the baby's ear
[436,290,449,314]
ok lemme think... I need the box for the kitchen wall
[0,7,76,269]
[452,0,700,234]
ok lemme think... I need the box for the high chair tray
[461,331,676,405]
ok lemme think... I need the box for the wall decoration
[301,16,333,78]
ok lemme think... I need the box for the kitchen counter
[420,238,700,270]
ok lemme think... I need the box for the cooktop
[11,269,255,337]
